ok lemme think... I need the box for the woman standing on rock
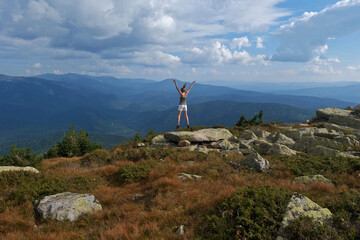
[173,79,196,129]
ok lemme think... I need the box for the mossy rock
[294,175,332,184]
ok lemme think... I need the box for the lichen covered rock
[267,144,297,156]
[0,166,39,174]
[294,175,332,184]
[164,128,233,143]
[36,192,102,221]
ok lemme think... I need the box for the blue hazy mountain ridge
[0,73,356,154]
[271,84,360,103]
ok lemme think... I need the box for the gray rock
[178,173,202,180]
[307,145,357,158]
[216,139,237,150]
[238,130,258,140]
[251,128,271,138]
[313,108,360,129]
[0,166,39,174]
[277,193,332,240]
[178,140,191,147]
[294,175,332,184]
[175,225,186,235]
[266,144,297,156]
[239,153,270,172]
[280,129,302,141]
[151,134,170,146]
[294,136,345,152]
[36,192,102,221]
[250,140,273,155]
[136,142,146,148]
[194,146,209,154]
[164,128,233,143]
[272,133,296,147]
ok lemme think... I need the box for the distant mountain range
[0,73,357,154]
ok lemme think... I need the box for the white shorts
[178,105,187,111]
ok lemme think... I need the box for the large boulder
[239,153,270,172]
[238,130,258,140]
[266,144,297,156]
[151,134,171,146]
[307,145,357,158]
[270,133,296,147]
[249,140,273,155]
[314,108,360,129]
[277,193,332,239]
[251,128,271,138]
[216,139,237,150]
[0,166,39,174]
[293,136,345,152]
[164,128,233,143]
[36,192,102,221]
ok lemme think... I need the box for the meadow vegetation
[0,124,359,239]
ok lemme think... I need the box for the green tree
[46,126,102,158]
[134,130,141,142]
[0,145,41,167]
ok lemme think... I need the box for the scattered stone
[267,144,297,156]
[137,142,146,148]
[194,145,209,154]
[178,140,191,147]
[238,130,258,140]
[159,159,164,163]
[251,128,271,138]
[239,153,270,172]
[277,193,332,239]
[36,192,102,221]
[294,175,332,184]
[294,136,345,153]
[175,225,186,235]
[132,194,144,201]
[250,140,273,155]
[0,166,39,174]
[178,173,202,180]
[216,139,236,150]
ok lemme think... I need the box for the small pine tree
[146,128,155,138]
[134,130,141,142]
[258,110,264,124]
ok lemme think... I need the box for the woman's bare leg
[177,110,182,126]
[184,110,189,126]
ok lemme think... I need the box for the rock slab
[0,166,39,174]
[36,192,102,221]
[239,153,270,172]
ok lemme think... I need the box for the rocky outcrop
[313,107,360,129]
[0,166,39,174]
[277,193,332,239]
[36,192,102,221]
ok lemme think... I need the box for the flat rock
[164,128,233,143]
[36,192,102,221]
[0,166,39,174]
[314,108,360,129]
[151,134,171,146]
[294,175,332,184]
[239,153,270,172]
[272,133,296,147]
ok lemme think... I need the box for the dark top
[180,95,187,105]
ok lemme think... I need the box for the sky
[1,0,360,84]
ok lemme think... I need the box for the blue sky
[0,0,360,84]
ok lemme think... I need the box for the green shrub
[113,164,152,185]
[0,145,42,167]
[282,216,340,240]
[0,171,100,208]
[235,110,264,128]
[80,149,112,167]
[200,186,292,240]
[46,126,102,158]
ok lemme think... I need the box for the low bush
[0,145,42,167]
[80,149,112,167]
[112,164,153,185]
[282,216,340,240]
[200,186,292,240]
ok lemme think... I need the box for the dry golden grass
[1,143,359,239]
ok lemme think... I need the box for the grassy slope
[0,126,359,239]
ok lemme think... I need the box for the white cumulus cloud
[271,0,360,62]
